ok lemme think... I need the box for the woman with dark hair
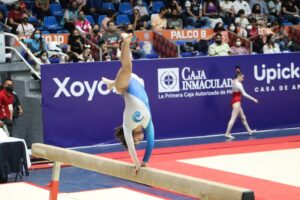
[225,67,258,139]
[102,34,154,174]
[61,0,80,32]
[263,33,280,53]
[23,29,46,56]
[250,3,267,27]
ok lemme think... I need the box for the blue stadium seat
[116,15,130,25]
[43,16,63,31]
[176,40,186,46]
[41,30,50,34]
[102,3,115,11]
[28,16,38,24]
[152,1,164,13]
[119,2,133,15]
[181,52,194,57]
[98,15,107,25]
[85,15,95,25]
[146,53,159,59]
[49,3,64,17]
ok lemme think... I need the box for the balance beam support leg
[49,162,61,200]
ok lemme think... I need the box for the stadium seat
[175,40,186,46]
[43,16,63,32]
[152,1,164,13]
[102,3,115,11]
[98,15,107,25]
[181,52,194,57]
[119,2,132,15]
[0,4,8,17]
[41,30,50,34]
[116,15,130,25]
[49,3,64,17]
[146,53,159,59]
[85,15,95,25]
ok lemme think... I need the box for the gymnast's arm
[123,125,140,167]
[237,82,258,103]
[142,120,155,166]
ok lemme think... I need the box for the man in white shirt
[16,13,35,35]
[208,33,231,56]
[151,7,168,30]
[232,0,252,16]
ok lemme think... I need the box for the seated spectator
[219,0,235,25]
[281,0,300,25]
[124,24,145,59]
[132,9,148,30]
[228,23,238,34]
[208,33,231,56]
[232,0,251,16]
[0,10,12,32]
[185,0,211,28]
[23,29,47,56]
[90,24,103,61]
[61,0,80,32]
[34,0,50,22]
[101,9,116,33]
[235,9,250,28]
[75,10,92,36]
[101,43,112,61]
[230,37,250,55]
[203,0,223,28]
[102,20,120,60]
[151,7,168,30]
[247,18,259,39]
[8,1,28,34]
[134,0,150,21]
[212,22,229,43]
[249,0,269,15]
[67,29,85,62]
[250,3,268,27]
[167,9,183,29]
[263,34,281,53]
[80,44,94,62]
[37,50,50,64]
[165,0,185,20]
[267,0,283,24]
[271,23,290,51]
[16,13,35,35]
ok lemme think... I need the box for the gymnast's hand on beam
[134,165,141,175]
[141,162,147,167]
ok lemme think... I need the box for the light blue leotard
[122,74,154,166]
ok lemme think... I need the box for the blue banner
[42,53,300,147]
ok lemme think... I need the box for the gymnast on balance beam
[102,33,154,174]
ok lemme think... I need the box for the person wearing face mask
[102,20,120,60]
[75,10,92,35]
[228,23,238,34]
[22,29,47,56]
[208,33,231,56]
[167,8,183,29]
[134,0,150,20]
[61,0,80,32]
[232,0,251,16]
[230,37,250,55]
[16,13,35,36]
[90,24,103,61]
[38,50,50,64]
[263,34,280,54]
[67,29,85,62]
[8,2,29,34]
[151,7,168,30]
[0,79,15,136]
[34,0,50,22]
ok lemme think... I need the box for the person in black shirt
[282,0,300,24]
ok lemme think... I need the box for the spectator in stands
[211,22,229,43]
[228,23,238,34]
[67,29,85,62]
[263,33,281,53]
[0,78,14,136]
[151,7,168,30]
[77,0,87,11]
[90,24,103,61]
[267,0,283,24]
[167,8,183,29]
[61,0,80,32]
[102,20,120,60]
[80,44,95,62]
[8,1,28,34]
[16,13,35,35]
[165,0,185,20]
[281,0,300,25]
[37,50,50,64]
[23,29,47,56]
[124,24,145,59]
[232,0,251,16]
[132,9,148,30]
[0,10,12,32]
[247,18,259,39]
[272,23,290,51]
[203,0,223,28]
[84,0,108,16]
[219,0,235,25]
[34,0,50,23]
[208,33,231,56]
[249,0,269,15]
[101,43,112,61]
[185,0,211,28]
[75,10,92,36]
[101,9,116,32]
[251,3,268,27]
[230,37,250,55]
[235,9,250,28]
[134,0,150,21]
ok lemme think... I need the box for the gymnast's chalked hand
[134,165,141,175]
[141,162,147,167]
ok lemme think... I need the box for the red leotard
[231,91,241,105]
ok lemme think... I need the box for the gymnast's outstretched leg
[239,108,256,135]
[225,102,241,139]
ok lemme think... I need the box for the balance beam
[32,143,254,200]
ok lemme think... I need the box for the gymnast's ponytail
[114,125,128,149]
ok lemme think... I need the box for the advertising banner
[42,53,300,147]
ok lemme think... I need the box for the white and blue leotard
[122,74,154,166]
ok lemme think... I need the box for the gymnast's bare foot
[225,134,235,139]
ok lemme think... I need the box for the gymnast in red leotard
[225,67,259,139]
